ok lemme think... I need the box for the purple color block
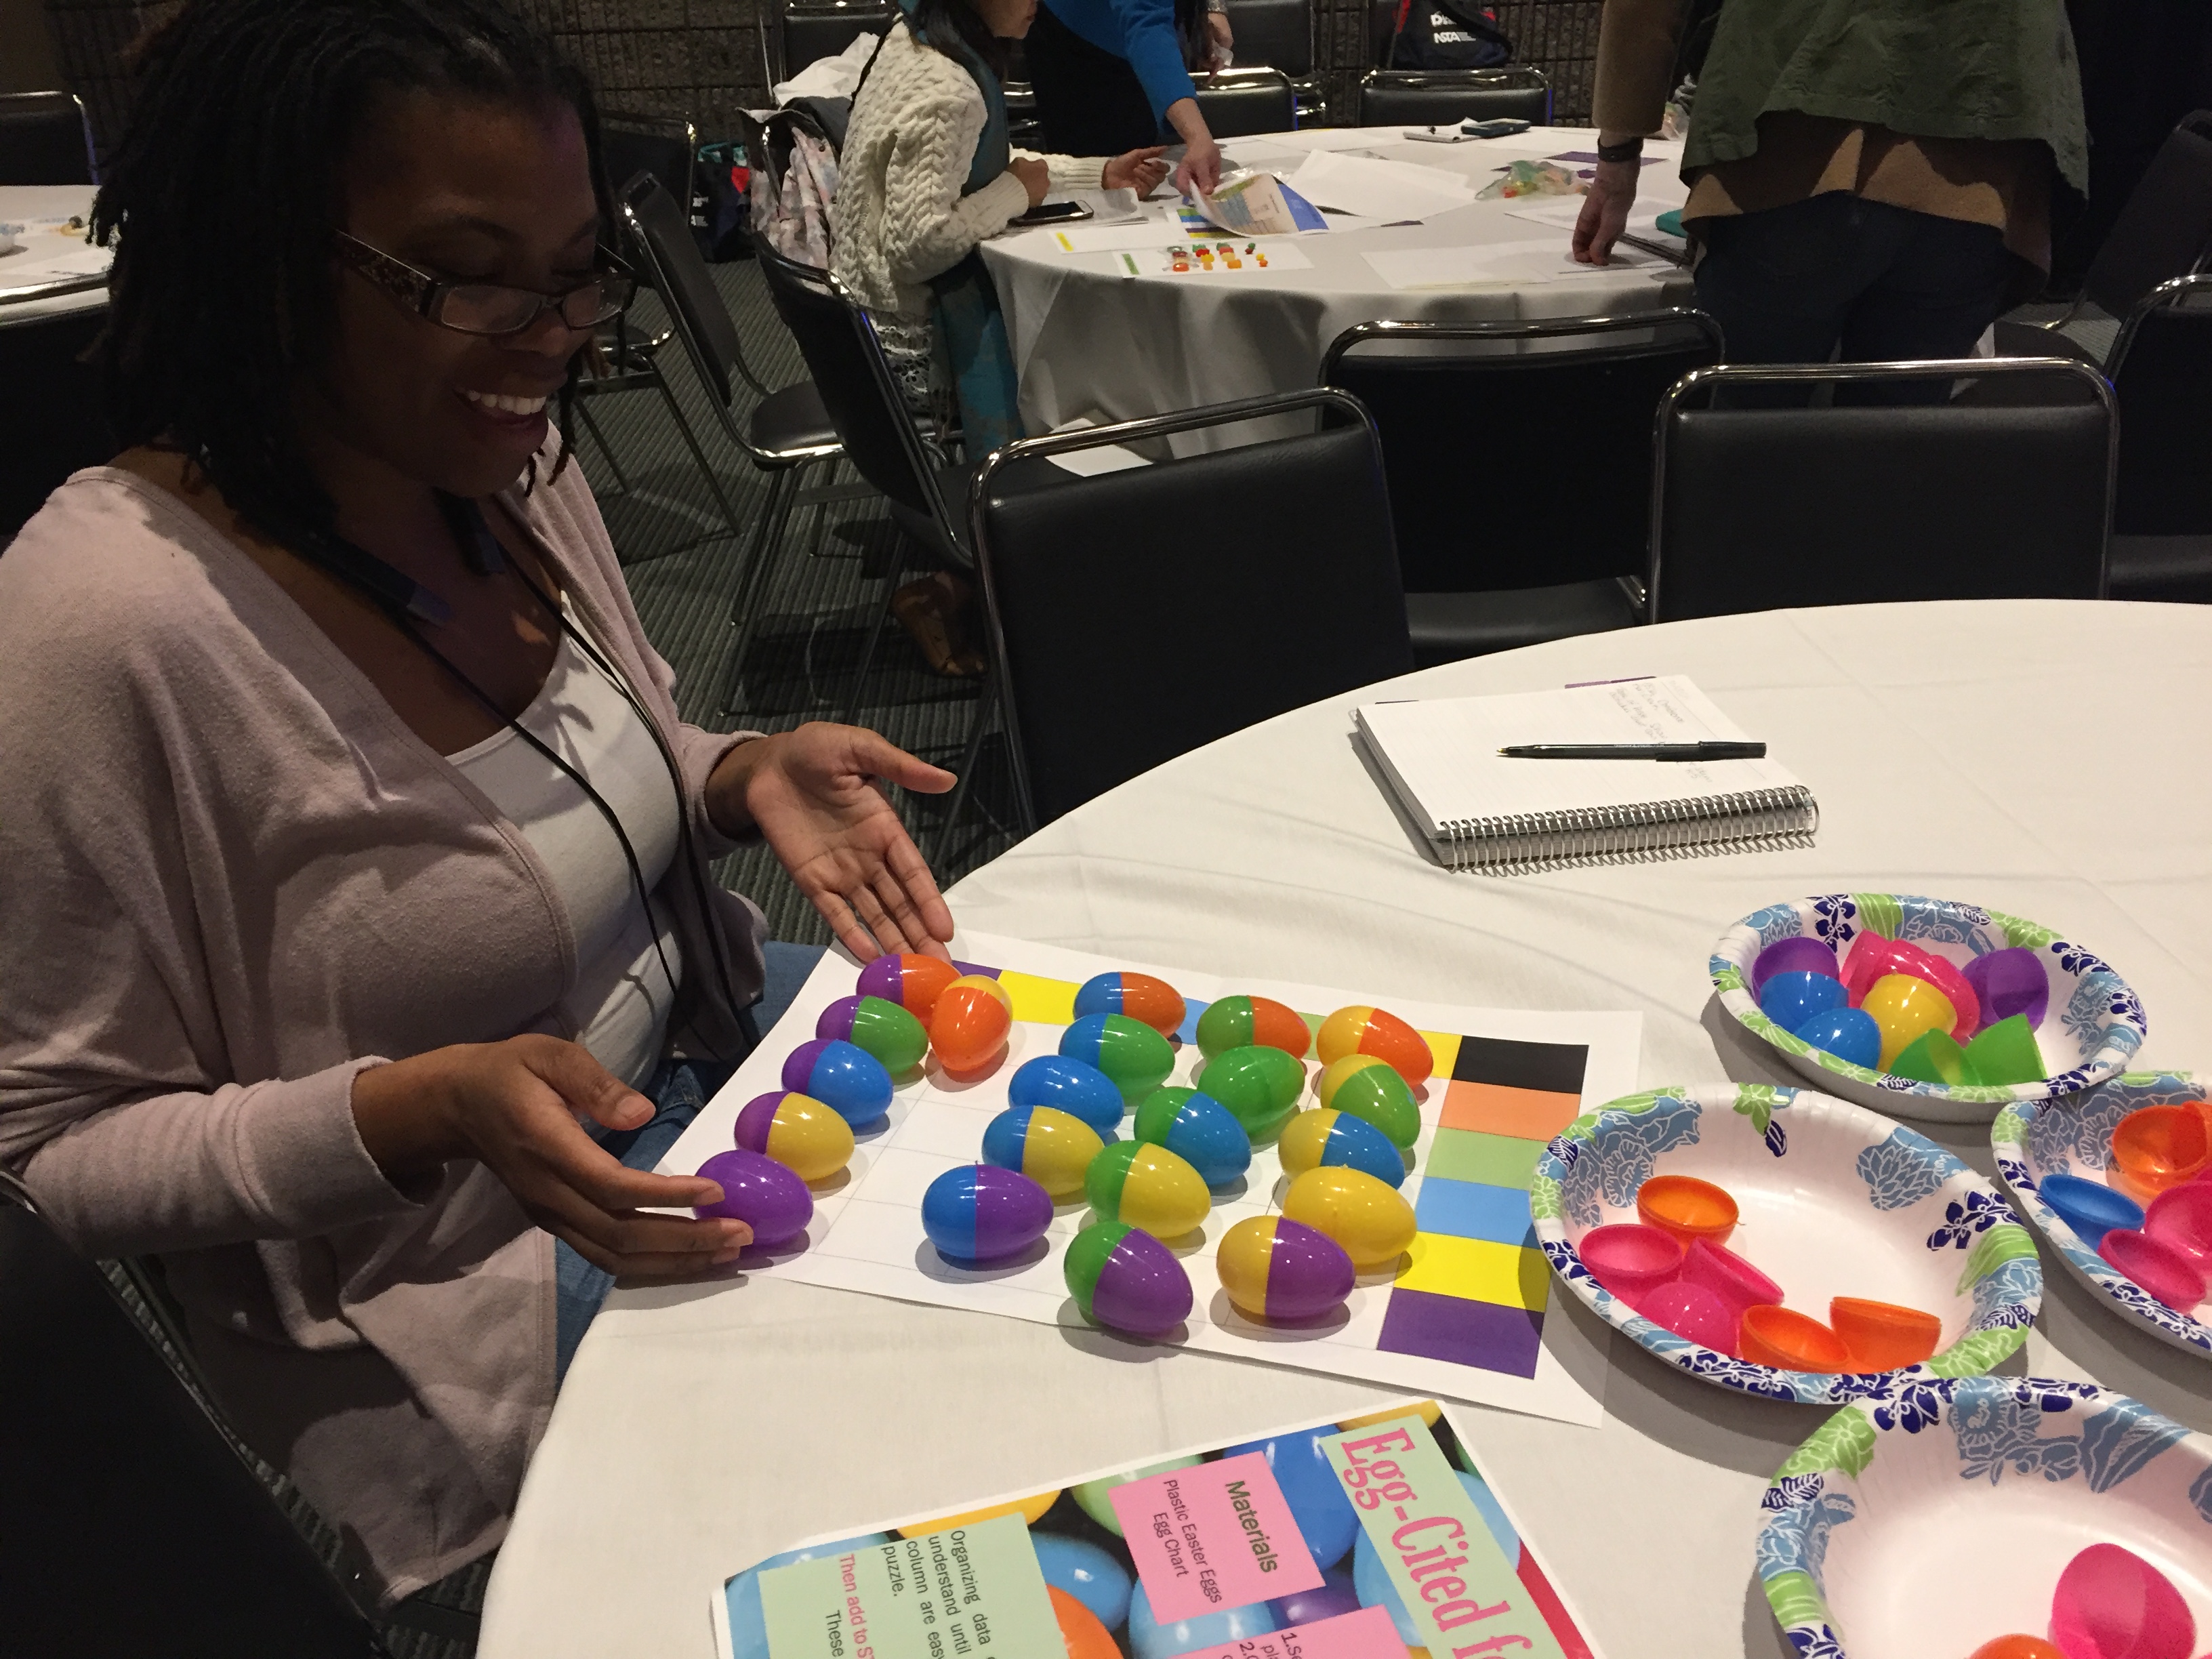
[952,960,1000,979]
[1377,1287,1544,1378]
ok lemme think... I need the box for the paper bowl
[1994,1071,2212,1359]
[1711,893,2148,1124]
[1758,1378,2212,1658]
[1532,1084,2039,1405]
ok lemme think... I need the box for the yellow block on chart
[998,971,1078,1027]
[1419,1029,1462,1079]
[1394,1233,1551,1312]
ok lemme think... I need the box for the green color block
[1425,1128,1544,1188]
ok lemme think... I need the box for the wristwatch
[1595,136,1644,164]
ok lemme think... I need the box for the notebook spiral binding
[1437,785,1819,872]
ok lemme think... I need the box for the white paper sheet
[1287,150,1476,223]
[1502,192,1681,237]
[1126,239,1313,276]
[1362,237,1668,289]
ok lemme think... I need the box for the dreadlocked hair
[91,0,613,556]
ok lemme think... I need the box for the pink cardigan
[0,456,767,1603]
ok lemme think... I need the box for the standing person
[1573,0,2089,391]
[1022,0,1233,196]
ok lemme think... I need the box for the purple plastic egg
[1961,946,2049,1029]
[921,1164,1054,1263]
[693,1148,814,1247]
[1269,1571,1361,1629]
[1090,1227,1194,1334]
[1750,936,1842,999]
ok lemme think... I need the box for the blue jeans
[553,939,826,1380]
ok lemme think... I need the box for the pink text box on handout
[1166,1605,1405,1659]
[1109,1451,1322,1624]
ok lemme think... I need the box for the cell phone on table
[1403,126,1477,144]
[1462,118,1532,138]
[1013,201,1093,226]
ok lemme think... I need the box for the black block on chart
[968,387,1413,828]
[1189,66,1298,139]
[1647,358,2115,623]
[1354,66,1551,128]
[0,90,95,185]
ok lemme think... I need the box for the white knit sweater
[832,19,1108,325]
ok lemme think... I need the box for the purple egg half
[1961,946,2049,1029]
[815,995,863,1042]
[693,1148,813,1246]
[1265,1218,1356,1321]
[1090,1229,1194,1335]
[855,956,903,1002]
[1750,935,1841,999]
[1269,1572,1361,1628]
[968,1166,1054,1259]
[781,1038,833,1093]
[733,1090,785,1154]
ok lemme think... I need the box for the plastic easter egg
[1639,1280,1738,1352]
[1968,1637,2066,1659]
[1352,1472,1520,1645]
[1074,971,1187,1036]
[854,951,959,1020]
[1221,1429,1359,1570]
[1049,1583,1121,1659]
[2100,1227,2207,1310]
[1682,1238,1783,1330]
[732,1090,854,1183]
[1908,951,1982,1039]
[1791,1005,1883,1070]
[1839,933,1915,1005]
[1759,969,1847,1033]
[1315,1054,1421,1149]
[1963,1012,2046,1085]
[1029,1535,1133,1631]
[1200,1045,1307,1140]
[1195,994,1311,1059]
[693,1148,813,1246]
[1315,1004,1433,1086]
[1277,1107,1406,1189]
[2038,1172,2143,1250]
[1084,1141,1210,1237]
[920,1164,1052,1263]
[2110,1105,2211,1204]
[1060,1012,1176,1103]
[2050,1543,2197,1659]
[1962,945,2050,1029]
[1828,1296,1942,1370]
[1216,1216,1355,1321]
[1064,1219,1194,1334]
[1860,972,1957,1071]
[897,1489,1061,1536]
[724,1533,890,1659]
[1578,1222,1685,1313]
[815,994,928,1073]
[1070,1458,1204,1536]
[1739,1305,1853,1373]
[981,1104,1103,1200]
[1133,1087,1252,1188]
[2146,1182,2212,1262]
[1749,935,1841,998]
[930,974,1014,1073]
[1009,1054,1126,1132]
[1890,1028,1977,1086]
[1337,1400,1440,1431]
[1128,1582,1279,1659]
[1269,1570,1361,1629]
[781,1038,894,1126]
[1635,1173,1738,1247]
[1283,1167,1416,1269]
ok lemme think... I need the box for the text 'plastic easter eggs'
[1216,1216,1355,1321]
[693,1148,813,1247]
[981,1104,1103,1200]
[732,1090,854,1183]
[781,1038,894,1126]
[815,994,928,1073]
[1195,994,1312,1060]
[1199,1045,1305,1140]
[1132,1086,1252,1188]
[1315,1004,1432,1087]
[854,951,959,1020]
[1060,1012,1176,1103]
[1008,1054,1126,1132]
[1277,1107,1406,1189]
[1071,1458,1204,1536]
[1063,1219,1194,1335]
[920,1164,1052,1264]
[930,974,1013,1073]
[1073,971,1187,1036]
[1085,1141,1210,1238]
[1315,1054,1420,1149]
[1283,1166,1416,1269]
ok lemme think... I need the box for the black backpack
[1387,0,1512,70]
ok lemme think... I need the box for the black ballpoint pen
[1497,741,1767,760]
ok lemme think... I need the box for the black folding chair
[1223,0,1321,121]
[968,389,1412,830]
[763,0,893,89]
[1191,67,1300,138]
[1353,67,1551,128]
[602,110,699,225]
[0,89,94,184]
[1648,359,2114,622]
[1323,310,1723,663]
[2104,273,2212,601]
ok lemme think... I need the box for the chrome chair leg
[839,527,908,726]
[651,369,745,541]
[721,466,806,715]
[574,400,634,495]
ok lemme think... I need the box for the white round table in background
[981,126,1695,444]
[478,600,2212,1659]
[0,184,108,327]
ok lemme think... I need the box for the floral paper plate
[1532,1084,2039,1404]
[1759,1378,2212,1658]
[1994,1071,2212,1359]
[1711,893,2147,1124]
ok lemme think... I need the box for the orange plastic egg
[1315,1005,1433,1086]
[1050,1586,1119,1659]
[931,975,1013,1072]
[1967,1637,2066,1659]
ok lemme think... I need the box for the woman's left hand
[707,724,957,960]
[1204,11,1233,68]
[1103,146,1170,195]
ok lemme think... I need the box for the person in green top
[1574,0,2089,397]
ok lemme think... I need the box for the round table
[477,600,2212,1659]
[0,184,108,327]
[981,125,1695,443]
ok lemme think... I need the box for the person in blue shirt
[1021,0,1231,194]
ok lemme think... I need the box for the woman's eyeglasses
[333,230,636,337]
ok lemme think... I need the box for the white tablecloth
[0,184,107,327]
[980,126,1694,443]
[480,599,2212,1659]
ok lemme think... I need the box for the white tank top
[449,609,684,1089]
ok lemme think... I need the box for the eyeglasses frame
[332,228,636,337]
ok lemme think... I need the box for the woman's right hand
[352,1036,751,1276]
[1103,146,1170,195]
[1010,156,1050,209]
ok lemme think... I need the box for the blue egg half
[1008,1054,1126,1132]
[1155,1091,1252,1188]
[2039,1172,2144,1250]
[1314,1109,1406,1190]
[1031,1532,1132,1631]
[1759,969,1847,1033]
[1220,1429,1358,1570]
[1792,1004,1883,1070]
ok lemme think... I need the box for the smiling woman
[0,0,958,1611]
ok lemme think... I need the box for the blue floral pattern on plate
[1855,1128,1952,1211]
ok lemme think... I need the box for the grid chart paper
[657,932,1639,1427]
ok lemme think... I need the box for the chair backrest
[1355,68,1551,127]
[619,170,749,415]
[1191,68,1298,138]
[1323,310,1721,593]
[0,307,114,539]
[1225,0,1313,77]
[2083,111,2212,321]
[2109,273,2212,536]
[602,111,698,222]
[971,389,1413,825]
[0,89,94,185]
[775,0,893,82]
[0,1174,384,1656]
[1650,359,2115,622]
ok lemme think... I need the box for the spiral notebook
[1356,675,1818,870]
